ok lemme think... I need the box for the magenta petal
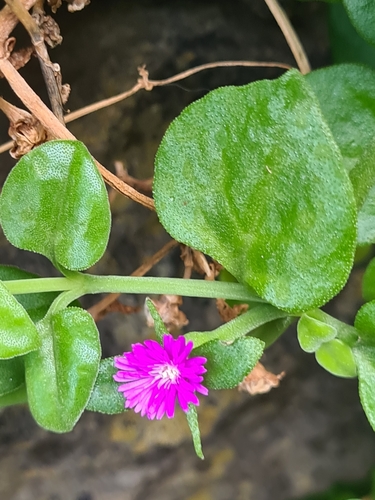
[113,333,208,420]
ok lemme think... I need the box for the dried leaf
[47,0,62,13]
[145,295,189,332]
[66,0,91,12]
[238,362,285,395]
[0,98,47,158]
[33,13,62,48]
[0,47,34,78]
[216,298,249,323]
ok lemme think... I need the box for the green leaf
[353,341,375,431]
[250,316,295,348]
[186,304,286,349]
[145,297,167,343]
[0,357,24,396]
[328,3,375,69]
[298,313,337,353]
[350,142,375,245]
[306,64,375,173]
[0,384,27,409]
[315,339,357,378]
[0,265,60,322]
[193,337,264,390]
[363,257,375,301]
[354,300,375,344]
[0,140,111,271]
[0,280,40,359]
[186,403,204,459]
[25,307,101,432]
[86,357,127,414]
[154,69,357,314]
[343,0,375,46]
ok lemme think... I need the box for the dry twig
[5,0,65,122]
[263,0,310,74]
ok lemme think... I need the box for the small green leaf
[0,357,24,396]
[0,140,111,271]
[353,341,375,431]
[0,265,60,322]
[354,301,375,344]
[315,339,357,378]
[86,357,127,414]
[25,307,101,432]
[186,403,204,459]
[154,69,356,313]
[0,280,40,359]
[343,0,375,46]
[0,384,27,408]
[193,337,264,390]
[363,257,375,301]
[306,64,375,172]
[145,298,167,343]
[297,313,337,353]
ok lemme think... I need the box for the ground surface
[0,1,374,499]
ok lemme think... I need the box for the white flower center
[151,363,180,384]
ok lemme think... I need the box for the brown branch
[5,0,65,122]
[0,57,155,210]
[0,0,37,57]
[263,0,311,75]
[0,59,292,154]
[88,239,179,321]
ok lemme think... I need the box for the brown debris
[180,246,218,280]
[0,46,34,78]
[0,98,47,158]
[93,301,140,322]
[216,298,249,323]
[238,362,285,395]
[66,0,91,12]
[145,295,189,333]
[46,0,62,13]
[32,12,62,47]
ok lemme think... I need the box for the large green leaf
[193,337,264,390]
[86,357,126,414]
[353,341,375,430]
[349,142,375,245]
[355,301,375,344]
[0,140,111,271]
[306,64,375,172]
[328,3,375,69]
[0,280,40,359]
[0,357,24,396]
[154,69,357,313]
[25,307,101,432]
[343,0,375,46]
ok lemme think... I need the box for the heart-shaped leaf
[193,337,264,390]
[25,307,101,432]
[315,339,357,378]
[86,357,126,414]
[298,313,337,353]
[0,280,40,359]
[154,69,357,313]
[0,140,111,271]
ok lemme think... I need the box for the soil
[0,1,374,499]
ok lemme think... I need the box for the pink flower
[114,334,208,420]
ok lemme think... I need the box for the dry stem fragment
[216,299,249,323]
[238,362,285,395]
[0,97,47,157]
[32,12,62,48]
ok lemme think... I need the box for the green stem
[4,274,265,303]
